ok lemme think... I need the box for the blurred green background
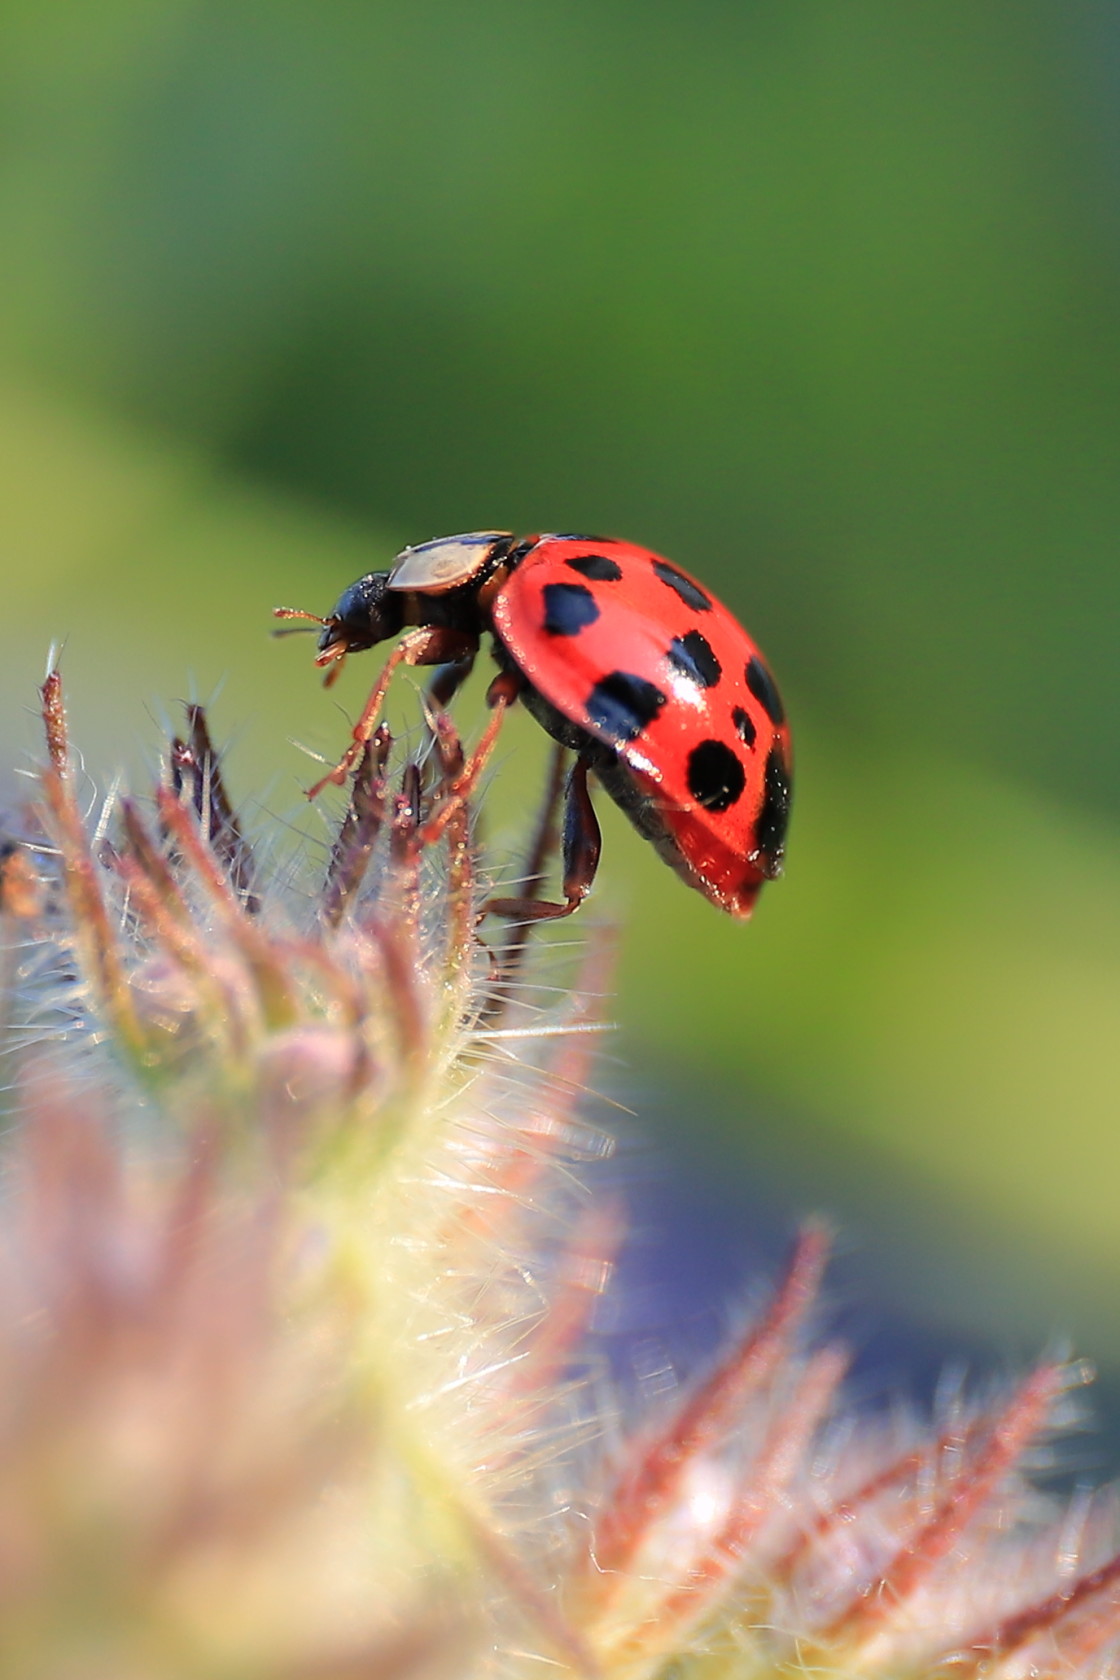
[2,2,1119,1409]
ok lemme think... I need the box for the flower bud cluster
[0,671,1118,1680]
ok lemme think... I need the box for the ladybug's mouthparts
[313,625,353,688]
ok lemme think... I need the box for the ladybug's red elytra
[275,532,791,920]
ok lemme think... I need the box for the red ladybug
[275,533,791,919]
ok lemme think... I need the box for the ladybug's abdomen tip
[723,875,765,918]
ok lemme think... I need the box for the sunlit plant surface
[1,671,1119,1680]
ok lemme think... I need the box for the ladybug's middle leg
[419,651,478,769]
[308,626,475,799]
[485,753,602,923]
[419,669,524,844]
[426,651,477,711]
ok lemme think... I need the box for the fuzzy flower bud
[1,669,1119,1680]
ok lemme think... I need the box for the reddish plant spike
[1049,1576,1120,1674]
[954,1549,1120,1676]
[385,761,424,944]
[822,1362,1068,1652]
[507,1201,622,1402]
[322,728,392,929]
[589,1224,830,1582]
[441,806,474,985]
[703,1346,847,1570]
[776,1404,996,1583]
[36,673,146,1059]
[156,787,298,1032]
[645,1346,848,1650]
[39,669,68,776]
[176,706,258,912]
[368,918,427,1086]
[445,932,617,1270]
[109,850,211,993]
[278,532,792,919]
[120,799,186,915]
[453,1497,600,1680]
[435,740,477,987]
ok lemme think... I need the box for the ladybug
[275,533,791,920]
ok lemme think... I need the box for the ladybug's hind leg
[486,753,602,923]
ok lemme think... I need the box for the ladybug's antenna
[273,604,350,685]
[272,605,331,636]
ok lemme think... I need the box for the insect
[275,532,791,920]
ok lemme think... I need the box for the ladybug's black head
[273,570,407,684]
[315,571,405,668]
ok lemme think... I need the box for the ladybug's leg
[307,626,475,799]
[419,652,478,771]
[419,670,523,844]
[485,753,601,923]
[426,652,477,711]
[559,753,602,910]
[483,741,569,1006]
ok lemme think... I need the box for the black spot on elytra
[755,743,792,871]
[732,705,757,748]
[652,559,712,612]
[687,739,745,812]
[566,553,623,582]
[668,629,721,689]
[586,672,666,742]
[745,656,785,725]
[542,581,600,637]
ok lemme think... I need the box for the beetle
[275,532,791,919]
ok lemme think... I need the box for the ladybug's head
[273,571,406,687]
[316,572,405,663]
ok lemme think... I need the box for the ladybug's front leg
[308,626,476,799]
[486,753,602,923]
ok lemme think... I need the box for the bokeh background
[2,2,1118,1435]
